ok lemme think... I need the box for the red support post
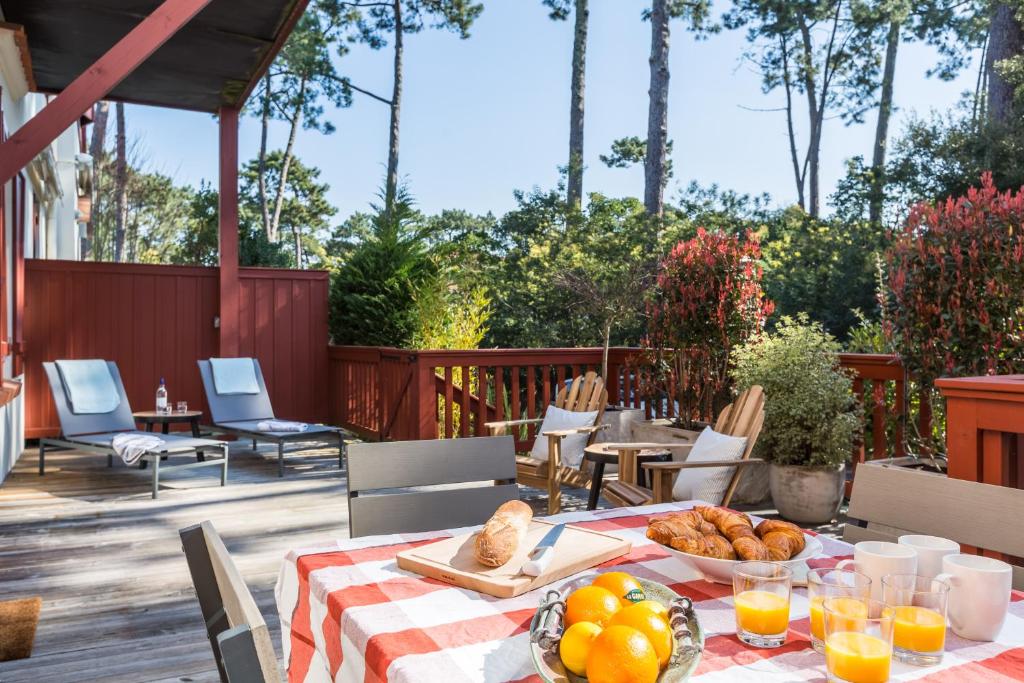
[218,106,240,357]
[0,0,213,187]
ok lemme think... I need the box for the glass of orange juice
[807,568,872,653]
[881,574,949,666]
[732,561,793,648]
[824,598,894,683]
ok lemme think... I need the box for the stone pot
[629,419,771,505]
[768,462,846,524]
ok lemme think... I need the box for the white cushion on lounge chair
[529,405,599,468]
[55,359,120,414]
[210,357,260,395]
[672,426,747,504]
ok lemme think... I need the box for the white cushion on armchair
[529,405,600,468]
[671,426,748,504]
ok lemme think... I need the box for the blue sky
[125,0,977,220]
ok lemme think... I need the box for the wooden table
[133,410,203,437]
[583,442,671,510]
[277,502,1024,683]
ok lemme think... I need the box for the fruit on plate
[558,573,673,682]
[585,625,660,683]
[592,571,646,607]
[565,585,622,627]
[608,603,673,668]
[559,621,602,676]
[630,599,671,626]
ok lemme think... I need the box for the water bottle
[156,377,168,414]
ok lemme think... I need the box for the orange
[558,621,602,676]
[609,603,674,668]
[592,571,646,607]
[585,624,660,683]
[631,599,671,626]
[565,585,621,627]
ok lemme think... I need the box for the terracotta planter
[768,463,846,524]
[629,419,771,505]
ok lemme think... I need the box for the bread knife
[522,523,566,577]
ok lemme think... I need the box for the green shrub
[731,315,860,468]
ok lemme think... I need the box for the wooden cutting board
[396,521,631,598]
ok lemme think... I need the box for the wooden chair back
[715,385,765,504]
[846,462,1024,589]
[347,435,518,537]
[554,371,608,446]
[180,521,280,683]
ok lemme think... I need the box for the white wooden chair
[486,372,609,515]
[602,386,765,508]
[846,461,1024,590]
[180,521,281,682]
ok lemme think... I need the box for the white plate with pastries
[646,506,823,584]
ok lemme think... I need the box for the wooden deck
[0,440,599,682]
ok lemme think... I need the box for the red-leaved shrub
[640,228,773,427]
[884,173,1024,388]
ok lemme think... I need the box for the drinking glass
[882,574,949,666]
[807,568,872,653]
[824,598,894,683]
[176,401,188,413]
[732,561,793,648]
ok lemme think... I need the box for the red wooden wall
[24,259,328,437]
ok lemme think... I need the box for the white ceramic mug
[898,535,960,578]
[935,554,1013,641]
[836,541,918,601]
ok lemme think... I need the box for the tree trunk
[797,14,822,218]
[113,102,128,263]
[601,318,612,384]
[385,0,404,211]
[258,73,272,240]
[869,20,900,226]
[293,225,303,268]
[986,3,1023,124]
[644,0,670,217]
[566,0,589,210]
[780,36,805,210]
[85,101,109,260]
[270,79,305,243]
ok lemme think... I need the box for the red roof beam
[0,0,214,187]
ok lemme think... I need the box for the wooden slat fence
[327,346,919,461]
[24,260,329,437]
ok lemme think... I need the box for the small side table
[583,443,672,510]
[133,410,204,437]
[132,411,205,469]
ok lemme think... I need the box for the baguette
[474,500,533,567]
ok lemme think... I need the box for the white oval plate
[661,533,823,584]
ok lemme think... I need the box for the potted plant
[632,228,774,503]
[731,315,860,523]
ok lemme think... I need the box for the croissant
[696,506,756,542]
[755,520,806,560]
[646,513,703,545]
[732,535,771,561]
[670,533,736,560]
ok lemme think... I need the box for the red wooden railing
[327,346,918,462]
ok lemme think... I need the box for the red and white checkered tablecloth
[275,502,1024,682]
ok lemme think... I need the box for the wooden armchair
[486,372,608,515]
[602,386,765,508]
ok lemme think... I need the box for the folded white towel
[111,433,164,465]
[257,420,308,433]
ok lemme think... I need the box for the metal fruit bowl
[528,574,704,683]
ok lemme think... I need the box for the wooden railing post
[409,352,438,440]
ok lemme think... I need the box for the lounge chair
[198,358,349,477]
[40,360,229,499]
